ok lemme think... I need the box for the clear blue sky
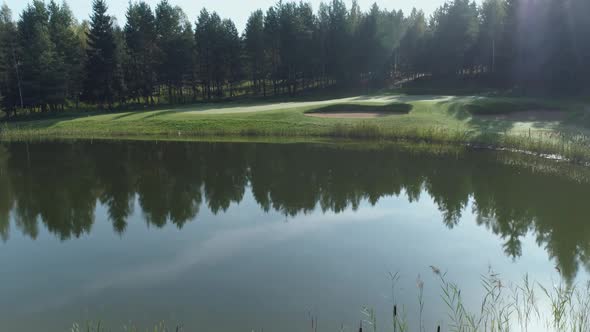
[4,0,451,32]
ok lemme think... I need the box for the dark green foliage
[155,0,193,103]
[263,6,280,95]
[244,10,265,94]
[194,9,241,99]
[17,0,63,111]
[222,19,242,96]
[399,9,428,76]
[0,4,20,117]
[429,0,480,76]
[195,9,219,99]
[478,0,505,73]
[124,1,157,103]
[83,0,121,107]
[0,0,589,117]
[48,1,84,107]
[325,0,350,83]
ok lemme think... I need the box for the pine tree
[222,19,241,97]
[399,9,427,77]
[48,0,84,110]
[479,0,506,74]
[244,10,265,95]
[166,8,194,103]
[83,0,119,108]
[155,0,192,103]
[0,4,21,116]
[314,3,330,87]
[124,1,156,104]
[18,0,62,112]
[326,0,350,84]
[295,2,315,91]
[263,6,280,95]
[195,9,215,99]
[429,0,479,76]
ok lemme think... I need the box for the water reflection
[0,141,589,282]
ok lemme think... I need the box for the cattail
[394,304,397,317]
[430,265,441,276]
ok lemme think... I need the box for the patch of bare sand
[475,110,565,122]
[305,112,403,119]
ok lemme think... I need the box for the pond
[0,140,589,331]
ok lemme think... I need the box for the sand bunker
[305,112,400,118]
[305,103,412,119]
[475,110,565,122]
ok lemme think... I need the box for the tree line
[1,141,589,281]
[0,0,588,117]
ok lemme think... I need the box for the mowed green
[2,94,590,161]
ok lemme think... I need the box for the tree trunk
[491,38,496,73]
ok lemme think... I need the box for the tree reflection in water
[0,141,589,282]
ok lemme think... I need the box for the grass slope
[1,95,590,162]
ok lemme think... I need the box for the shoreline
[2,130,589,168]
[1,94,589,165]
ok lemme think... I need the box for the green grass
[2,94,590,163]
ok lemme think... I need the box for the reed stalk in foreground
[368,267,590,332]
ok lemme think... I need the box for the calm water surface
[0,141,589,331]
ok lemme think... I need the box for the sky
[4,0,448,32]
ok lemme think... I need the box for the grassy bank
[1,94,589,163]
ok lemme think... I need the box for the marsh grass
[389,271,409,332]
[363,268,590,332]
[70,321,182,332]
[3,122,590,166]
[495,131,590,164]
[511,275,539,332]
[70,270,590,332]
[362,306,378,332]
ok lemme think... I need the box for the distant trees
[222,19,242,97]
[155,0,193,103]
[0,0,590,116]
[194,9,220,100]
[48,1,84,107]
[478,0,505,74]
[429,0,480,75]
[83,0,120,108]
[325,0,350,83]
[17,1,60,111]
[0,4,20,117]
[193,10,241,99]
[399,9,427,77]
[124,1,157,104]
[244,10,265,95]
